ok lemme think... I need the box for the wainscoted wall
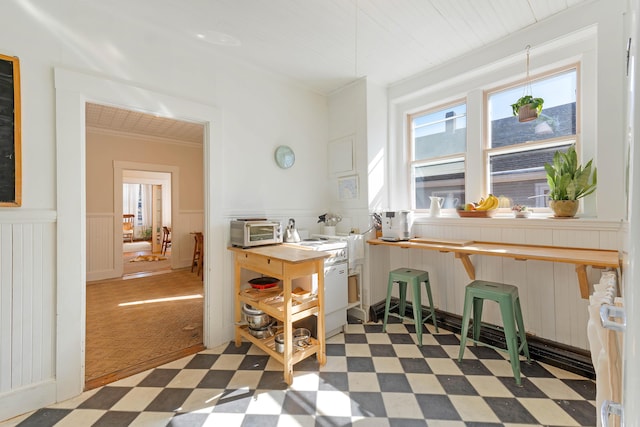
[86,211,204,281]
[367,216,621,351]
[86,213,114,281]
[0,211,56,420]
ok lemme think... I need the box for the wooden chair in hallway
[123,214,134,243]
[191,232,204,278]
[161,226,172,255]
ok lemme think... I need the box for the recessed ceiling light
[196,30,241,47]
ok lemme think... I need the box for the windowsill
[412,212,621,230]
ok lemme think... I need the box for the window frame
[483,63,581,211]
[407,98,468,212]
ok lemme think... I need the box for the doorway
[55,68,226,402]
[84,104,205,389]
[122,170,172,277]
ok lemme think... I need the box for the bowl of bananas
[456,194,499,218]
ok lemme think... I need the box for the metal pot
[274,333,285,353]
[248,322,275,339]
[274,328,311,353]
[293,328,311,348]
[242,304,272,329]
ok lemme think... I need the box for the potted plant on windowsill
[544,145,597,218]
[511,95,544,122]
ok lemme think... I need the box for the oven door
[323,261,348,335]
[245,222,279,246]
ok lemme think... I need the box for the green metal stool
[382,267,438,346]
[457,280,530,386]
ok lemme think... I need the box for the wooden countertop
[368,238,620,298]
[228,244,330,263]
[369,238,620,267]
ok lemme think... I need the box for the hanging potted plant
[544,145,597,218]
[511,45,544,122]
[511,95,544,122]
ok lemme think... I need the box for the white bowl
[514,210,531,218]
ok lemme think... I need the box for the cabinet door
[324,263,348,314]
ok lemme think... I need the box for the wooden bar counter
[367,237,620,299]
[228,245,329,384]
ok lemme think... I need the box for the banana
[475,198,490,211]
[475,194,499,211]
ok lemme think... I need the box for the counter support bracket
[576,265,589,299]
[456,253,475,280]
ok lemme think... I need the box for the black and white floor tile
[2,320,596,426]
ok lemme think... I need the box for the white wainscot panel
[86,214,115,281]
[392,220,621,350]
[0,220,56,420]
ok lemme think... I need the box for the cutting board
[409,237,474,246]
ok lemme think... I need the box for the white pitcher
[429,196,443,217]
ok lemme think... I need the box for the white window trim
[388,28,600,217]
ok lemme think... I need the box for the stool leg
[191,237,198,273]
[398,282,407,317]
[514,297,530,361]
[458,291,473,361]
[472,297,484,342]
[499,299,522,386]
[423,278,439,333]
[382,277,395,332]
[411,280,423,346]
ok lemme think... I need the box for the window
[409,102,466,210]
[486,67,578,208]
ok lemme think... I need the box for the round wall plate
[275,145,295,169]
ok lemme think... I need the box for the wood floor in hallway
[85,268,204,390]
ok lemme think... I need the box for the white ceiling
[85,103,205,144]
[85,0,590,141]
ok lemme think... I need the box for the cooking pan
[248,276,279,289]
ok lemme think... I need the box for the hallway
[85,268,204,390]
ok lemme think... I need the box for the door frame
[117,165,177,275]
[54,68,225,402]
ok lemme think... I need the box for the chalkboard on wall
[0,54,21,206]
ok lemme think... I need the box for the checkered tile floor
[4,320,596,426]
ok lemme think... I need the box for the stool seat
[382,267,438,346]
[458,280,530,386]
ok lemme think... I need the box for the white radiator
[587,270,624,427]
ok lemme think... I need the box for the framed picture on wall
[338,175,359,201]
[0,53,21,207]
[328,135,354,175]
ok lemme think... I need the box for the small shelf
[238,288,319,321]
[229,245,328,385]
[347,301,360,310]
[347,265,367,322]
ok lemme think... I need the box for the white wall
[0,0,330,421]
[86,129,202,280]
[388,0,626,220]
[0,0,629,422]
[327,78,390,316]
[371,0,626,350]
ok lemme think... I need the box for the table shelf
[229,245,329,385]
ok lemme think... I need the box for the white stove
[286,236,348,338]
[292,237,348,265]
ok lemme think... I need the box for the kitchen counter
[367,238,620,299]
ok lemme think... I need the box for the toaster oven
[230,219,282,248]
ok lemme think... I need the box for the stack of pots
[242,303,274,338]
